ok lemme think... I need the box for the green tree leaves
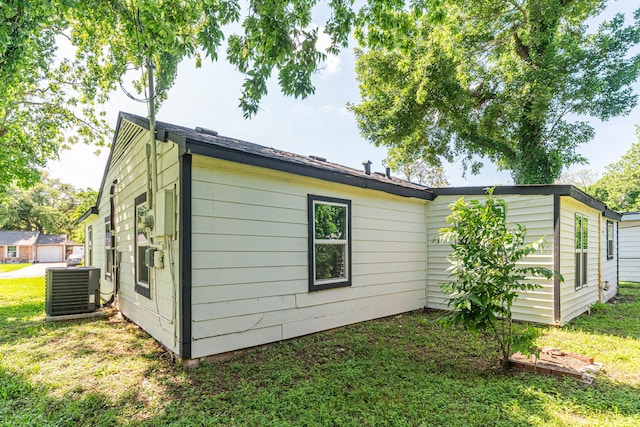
[591,126,640,211]
[438,189,555,366]
[0,174,97,242]
[1,0,357,191]
[352,1,640,184]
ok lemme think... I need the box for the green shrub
[438,188,556,367]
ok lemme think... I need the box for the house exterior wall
[426,194,556,325]
[600,217,618,302]
[1,245,33,263]
[189,156,428,358]
[558,197,600,324]
[85,121,181,354]
[619,219,640,282]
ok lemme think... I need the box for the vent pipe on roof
[195,127,218,136]
[362,160,372,175]
[385,167,391,179]
[309,155,327,162]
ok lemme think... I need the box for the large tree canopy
[1,0,356,192]
[0,174,97,242]
[590,126,640,212]
[351,0,640,184]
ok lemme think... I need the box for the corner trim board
[553,194,561,323]
[179,153,193,359]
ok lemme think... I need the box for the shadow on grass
[0,363,171,426]
[2,282,639,426]
[141,311,640,427]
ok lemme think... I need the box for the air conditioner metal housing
[45,267,101,317]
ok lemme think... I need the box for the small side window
[606,220,614,260]
[308,195,352,291]
[135,193,151,298]
[575,214,588,290]
[105,217,113,280]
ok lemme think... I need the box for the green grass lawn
[0,263,29,273]
[1,279,638,426]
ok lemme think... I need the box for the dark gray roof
[0,231,75,246]
[36,234,68,245]
[121,112,435,201]
[0,231,39,246]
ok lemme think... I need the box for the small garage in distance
[36,245,64,263]
[619,212,640,282]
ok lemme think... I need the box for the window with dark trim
[308,195,351,291]
[87,225,93,265]
[135,193,151,298]
[575,213,588,290]
[105,216,113,280]
[606,220,614,260]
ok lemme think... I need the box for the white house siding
[600,217,618,302]
[86,120,181,354]
[558,197,600,324]
[189,156,428,358]
[619,217,640,282]
[426,194,556,325]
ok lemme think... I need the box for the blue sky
[48,1,640,190]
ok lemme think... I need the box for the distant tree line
[0,174,96,242]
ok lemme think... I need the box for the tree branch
[513,30,532,64]
[506,0,528,22]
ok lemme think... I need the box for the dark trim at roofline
[433,185,621,220]
[182,139,433,200]
[553,194,561,324]
[119,111,433,200]
[78,206,99,224]
[179,153,193,360]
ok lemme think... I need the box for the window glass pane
[135,195,149,288]
[575,252,581,289]
[575,215,582,250]
[315,244,346,280]
[582,217,588,250]
[137,245,149,284]
[105,222,111,247]
[136,205,149,244]
[7,246,17,257]
[315,204,346,240]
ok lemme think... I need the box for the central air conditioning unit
[45,267,101,317]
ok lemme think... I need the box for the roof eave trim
[78,206,99,224]
[433,185,619,217]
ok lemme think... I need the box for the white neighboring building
[619,212,640,282]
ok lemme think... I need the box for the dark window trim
[134,193,151,298]
[308,194,352,292]
[105,216,113,280]
[575,213,588,291]
[606,220,614,260]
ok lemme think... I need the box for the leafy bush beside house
[438,189,556,367]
